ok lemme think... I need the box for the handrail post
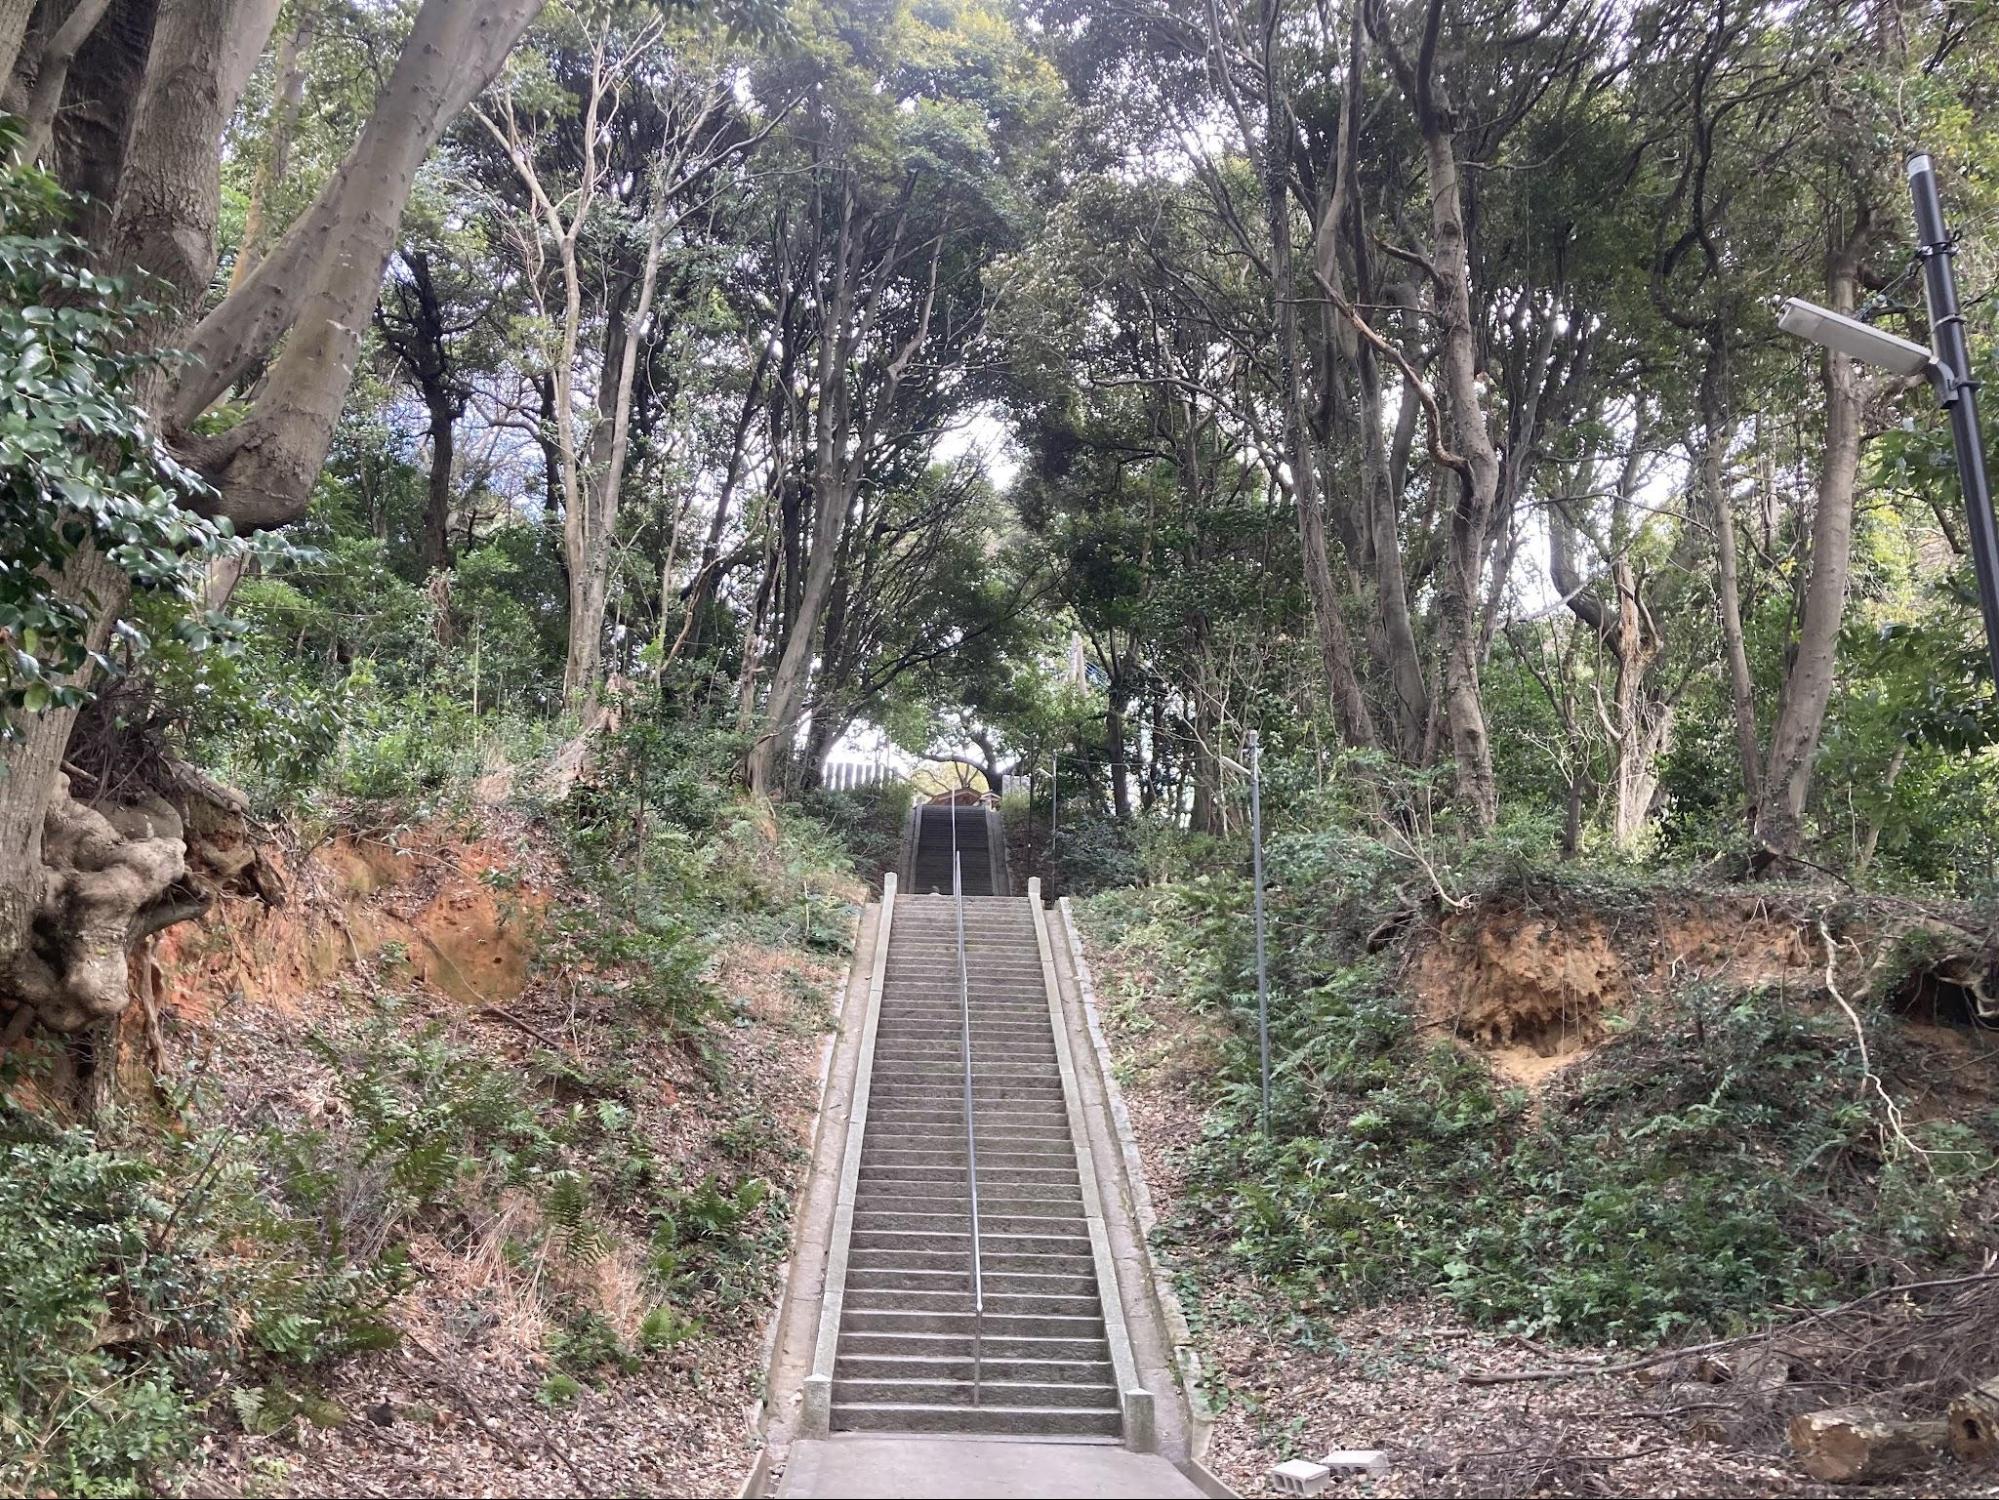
[954,846,983,1409]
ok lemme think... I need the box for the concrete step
[847,1240,1087,1264]
[857,1164,1079,1187]
[834,1330,1112,1362]
[837,1309,1104,1341]
[860,1129,1071,1146]
[863,1160,1079,1184]
[845,1266,1100,1296]
[887,956,1034,966]
[843,1264,1095,1288]
[853,1192,1085,1217]
[884,974,1046,989]
[891,952,1039,964]
[851,1209,1092,1236]
[846,1245,1095,1272]
[875,1015,1051,1029]
[885,951,1043,964]
[866,1087,1067,1105]
[866,1082,1064,1097]
[878,1003,1046,1016]
[880,997,1048,1010]
[865,1089,1067,1107]
[843,1290,1103,1317]
[834,1354,1114,1386]
[865,1102,1069,1119]
[870,1048,1059,1067]
[832,1377,1118,1410]
[829,1401,1120,1437]
[863,1115,1071,1136]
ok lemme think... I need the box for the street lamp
[1777,153,1999,687]
[1775,298,1934,378]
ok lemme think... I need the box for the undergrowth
[0,714,858,1493]
[1085,820,1999,1348]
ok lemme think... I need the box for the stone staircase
[907,802,1000,896]
[829,893,1122,1437]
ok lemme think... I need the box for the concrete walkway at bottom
[779,1435,1207,1499]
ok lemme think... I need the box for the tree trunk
[0,0,34,84]
[1789,1406,1946,1484]
[1,0,545,1045]
[1260,12,1375,749]
[1412,83,1501,827]
[1608,559,1670,848]
[1756,233,1868,858]
[227,0,314,291]
[1700,343,1760,824]
[17,0,113,165]
[1190,661,1221,836]
[187,0,542,528]
[750,472,847,795]
[106,0,285,308]
[1853,743,1908,874]
[1947,1378,1999,1466]
[422,391,455,575]
[1106,697,1132,820]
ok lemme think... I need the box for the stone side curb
[1057,895,1232,1495]
[799,874,897,1436]
[1029,878,1155,1453]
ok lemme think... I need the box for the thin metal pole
[1247,731,1270,1137]
[1909,154,1999,688]
[1050,749,1059,840]
[954,847,983,1406]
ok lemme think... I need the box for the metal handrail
[953,841,984,1407]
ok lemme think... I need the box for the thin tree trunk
[16,0,113,164]
[1106,696,1132,820]
[1757,233,1869,858]
[1700,343,1760,823]
[226,0,315,290]
[1854,743,1908,874]
[422,391,455,574]
[750,472,846,794]
[1260,6,1375,749]
[1422,119,1502,828]
[0,0,34,86]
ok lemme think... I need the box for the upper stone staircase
[905,802,1005,896]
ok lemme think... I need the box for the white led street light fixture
[1776,298,1936,380]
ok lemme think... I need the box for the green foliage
[649,1173,782,1310]
[0,1101,399,1496]
[0,121,241,726]
[1050,814,1144,893]
[1091,830,1999,1347]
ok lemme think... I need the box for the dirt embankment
[1404,889,1966,1092]
[130,813,848,1499]
[147,824,548,1024]
[1083,881,1999,1500]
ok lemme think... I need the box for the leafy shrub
[0,123,240,730]
[1051,814,1145,893]
[0,1103,398,1496]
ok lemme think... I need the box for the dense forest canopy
[3,0,1998,1034]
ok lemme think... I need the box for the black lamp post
[1907,153,1999,688]
[1778,153,1999,686]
